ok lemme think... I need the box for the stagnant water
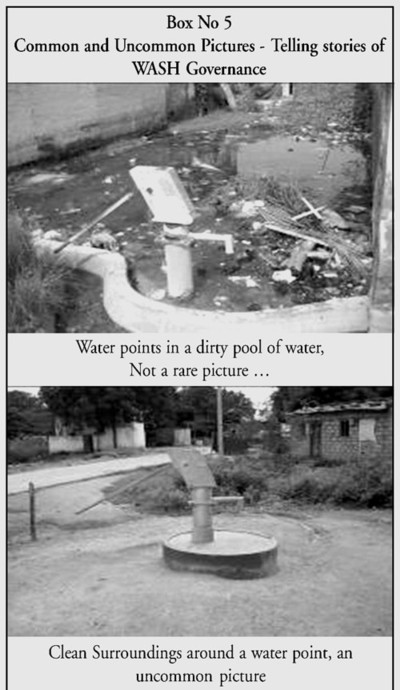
[8,114,372,332]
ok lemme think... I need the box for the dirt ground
[8,475,392,637]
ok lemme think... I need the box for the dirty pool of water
[9,121,372,331]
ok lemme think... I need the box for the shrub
[151,486,190,514]
[332,460,392,508]
[8,210,77,332]
[280,470,336,504]
[8,436,49,464]
[103,467,191,515]
[210,458,269,505]
[279,460,392,508]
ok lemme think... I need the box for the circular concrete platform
[163,530,278,579]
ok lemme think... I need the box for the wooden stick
[291,206,325,221]
[54,191,134,254]
[75,463,170,515]
[29,482,37,541]
[259,218,331,248]
[300,196,323,220]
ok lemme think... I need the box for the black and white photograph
[5,4,395,690]
[8,386,392,636]
[7,83,392,334]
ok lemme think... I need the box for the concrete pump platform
[163,529,278,579]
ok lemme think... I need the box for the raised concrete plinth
[163,530,278,579]
[33,238,370,333]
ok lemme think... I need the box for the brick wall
[8,83,169,166]
[290,409,392,463]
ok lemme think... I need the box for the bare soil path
[8,451,170,494]
[8,475,392,637]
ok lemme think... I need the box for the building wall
[49,434,85,454]
[8,83,169,166]
[173,428,192,446]
[290,409,392,463]
[93,422,146,451]
[117,422,146,449]
[48,421,146,454]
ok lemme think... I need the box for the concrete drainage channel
[34,237,370,333]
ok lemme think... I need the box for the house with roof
[289,399,392,463]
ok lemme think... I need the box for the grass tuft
[8,209,77,332]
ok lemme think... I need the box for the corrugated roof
[291,400,391,416]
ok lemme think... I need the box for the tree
[39,387,180,448]
[7,390,52,439]
[176,387,255,438]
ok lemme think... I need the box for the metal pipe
[191,487,214,543]
[163,225,194,298]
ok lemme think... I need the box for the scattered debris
[191,155,222,173]
[299,196,323,220]
[149,288,166,301]
[286,239,316,274]
[291,205,325,221]
[307,249,332,262]
[320,208,350,231]
[90,231,118,251]
[24,172,74,186]
[59,208,81,215]
[229,199,265,218]
[43,230,63,241]
[272,268,296,284]
[321,270,340,282]
[228,276,259,288]
[346,204,369,214]
[257,207,366,276]
[53,191,134,254]
[213,295,229,307]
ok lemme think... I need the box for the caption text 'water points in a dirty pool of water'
[46,641,355,687]
[75,337,325,382]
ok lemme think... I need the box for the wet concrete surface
[8,88,373,331]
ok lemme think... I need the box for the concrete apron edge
[34,238,370,333]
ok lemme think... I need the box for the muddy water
[237,135,367,205]
[8,118,371,332]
